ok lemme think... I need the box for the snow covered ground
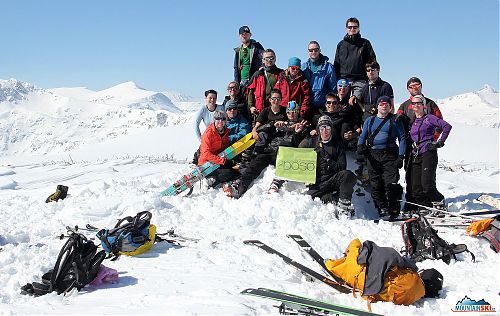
[0,81,499,315]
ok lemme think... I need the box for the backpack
[467,215,500,253]
[401,215,475,264]
[325,239,425,307]
[21,233,105,296]
[96,211,158,258]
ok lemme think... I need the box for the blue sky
[1,0,498,102]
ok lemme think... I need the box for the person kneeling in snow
[199,110,240,188]
[299,115,356,217]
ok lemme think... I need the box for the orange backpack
[325,239,425,308]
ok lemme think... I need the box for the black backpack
[401,215,475,264]
[21,233,105,296]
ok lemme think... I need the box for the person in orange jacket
[199,110,240,188]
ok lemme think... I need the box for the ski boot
[45,185,69,203]
[431,200,447,218]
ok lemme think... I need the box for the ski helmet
[213,110,227,121]
[317,115,333,129]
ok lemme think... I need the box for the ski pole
[399,200,480,221]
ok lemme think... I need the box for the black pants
[366,148,403,211]
[238,152,276,194]
[207,166,240,186]
[403,138,416,210]
[411,150,444,207]
[307,170,356,204]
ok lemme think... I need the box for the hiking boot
[337,198,355,217]
[431,200,447,218]
[378,208,389,217]
[268,179,284,194]
[45,185,69,203]
[223,182,242,199]
[388,209,400,219]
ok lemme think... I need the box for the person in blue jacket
[301,41,337,119]
[225,100,251,144]
[357,96,406,218]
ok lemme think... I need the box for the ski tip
[240,288,255,295]
[243,240,262,245]
[286,234,301,239]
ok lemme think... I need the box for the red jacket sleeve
[199,129,225,166]
[300,80,311,117]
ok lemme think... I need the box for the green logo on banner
[275,147,317,184]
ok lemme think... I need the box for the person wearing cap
[337,78,363,150]
[396,77,443,212]
[247,49,284,120]
[223,97,309,199]
[299,115,357,216]
[274,57,311,120]
[193,89,225,142]
[334,17,377,99]
[408,94,452,212]
[199,110,240,188]
[233,25,265,87]
[357,60,394,121]
[301,41,337,116]
[357,96,406,218]
[225,99,251,144]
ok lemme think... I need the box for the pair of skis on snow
[241,235,382,316]
[161,133,255,196]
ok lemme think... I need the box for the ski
[161,133,255,196]
[243,240,351,294]
[398,200,479,221]
[241,288,381,316]
[458,209,500,217]
[477,194,500,209]
[286,234,349,287]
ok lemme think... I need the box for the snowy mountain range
[0,79,203,156]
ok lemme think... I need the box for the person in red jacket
[274,57,311,120]
[199,110,240,188]
[246,49,284,120]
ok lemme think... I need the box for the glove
[223,159,235,168]
[357,144,368,156]
[396,156,404,169]
[426,140,445,151]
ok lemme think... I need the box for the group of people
[193,18,452,219]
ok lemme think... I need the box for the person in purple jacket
[409,95,452,212]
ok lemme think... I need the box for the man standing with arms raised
[334,17,376,99]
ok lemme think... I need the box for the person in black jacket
[334,17,376,99]
[233,26,264,92]
[299,115,357,216]
[357,60,394,121]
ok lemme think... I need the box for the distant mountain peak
[111,81,144,90]
[479,84,497,94]
[0,78,42,103]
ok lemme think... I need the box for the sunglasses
[263,56,275,61]
[289,66,300,71]
[408,84,421,90]
[287,110,298,114]
[319,125,332,131]
[227,108,237,111]
[308,48,320,53]
[214,117,226,121]
[347,25,359,29]
[378,102,391,107]
[366,68,378,72]
[411,101,424,106]
[326,100,339,105]
[227,86,238,90]
[270,97,282,101]
[338,84,349,89]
